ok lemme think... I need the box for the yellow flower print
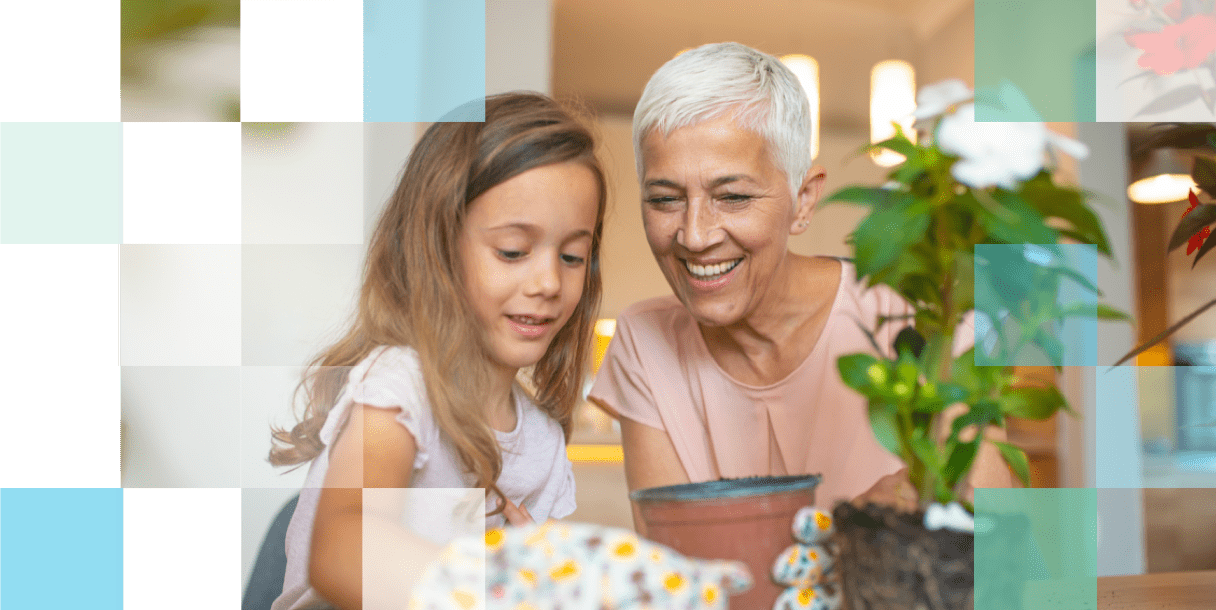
[485,528,505,551]
[808,549,819,562]
[702,584,719,605]
[815,511,832,531]
[663,572,687,594]
[650,548,663,563]
[549,559,580,581]
[612,537,638,560]
[450,589,477,609]
[517,568,536,588]
[797,587,817,606]
[787,547,801,565]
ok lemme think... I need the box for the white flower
[913,79,974,123]
[924,502,975,533]
[936,102,1089,190]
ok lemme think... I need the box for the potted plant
[823,79,1130,610]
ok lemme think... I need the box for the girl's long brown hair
[269,92,607,516]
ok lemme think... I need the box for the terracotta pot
[832,502,974,610]
[631,475,821,610]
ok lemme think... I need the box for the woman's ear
[790,166,827,235]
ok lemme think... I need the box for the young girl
[267,92,608,610]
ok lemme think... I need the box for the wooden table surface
[1098,571,1216,609]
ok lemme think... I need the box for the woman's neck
[701,255,840,385]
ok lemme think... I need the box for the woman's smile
[682,257,744,290]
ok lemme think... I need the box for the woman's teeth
[685,258,741,279]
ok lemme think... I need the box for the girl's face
[459,161,600,375]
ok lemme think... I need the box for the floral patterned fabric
[410,521,753,610]
[770,507,842,610]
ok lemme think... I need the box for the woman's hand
[503,497,535,526]
[852,467,918,512]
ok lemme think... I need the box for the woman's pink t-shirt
[589,258,975,508]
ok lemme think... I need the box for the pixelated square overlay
[242,122,365,245]
[242,487,306,602]
[1,488,123,609]
[974,244,1099,367]
[0,245,120,488]
[364,0,486,122]
[364,488,487,607]
[120,244,242,366]
[241,244,363,367]
[242,366,313,490]
[241,0,362,122]
[975,0,1096,122]
[0,1,120,122]
[975,488,1097,610]
[1,122,122,244]
[120,367,241,488]
[125,488,241,610]
[122,122,241,245]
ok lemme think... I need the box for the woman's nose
[676,200,724,251]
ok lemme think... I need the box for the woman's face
[639,115,822,327]
[458,161,599,375]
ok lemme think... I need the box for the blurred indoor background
[111,0,1216,588]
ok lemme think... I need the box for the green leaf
[869,402,903,458]
[949,399,1003,444]
[852,199,932,278]
[992,441,1032,487]
[982,192,1058,245]
[1111,297,1216,367]
[943,437,981,489]
[1000,385,1066,420]
[868,132,919,161]
[1097,303,1134,323]
[913,382,970,414]
[823,186,914,210]
[893,326,927,359]
[838,353,879,392]
[1020,176,1113,257]
[910,435,941,472]
[1168,204,1216,252]
[1193,158,1216,197]
[1034,327,1066,370]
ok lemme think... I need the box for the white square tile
[121,245,242,366]
[123,123,241,244]
[242,123,364,244]
[121,367,241,488]
[125,488,242,610]
[241,365,311,489]
[241,0,363,121]
[241,245,363,366]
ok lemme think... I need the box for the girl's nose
[676,199,725,252]
[525,254,561,297]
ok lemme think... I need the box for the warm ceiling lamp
[870,60,916,167]
[1128,148,1196,204]
[780,54,820,161]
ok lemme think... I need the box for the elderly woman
[589,42,1011,534]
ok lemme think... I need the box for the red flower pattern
[1184,189,1212,255]
[1127,14,1216,75]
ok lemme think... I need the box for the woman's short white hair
[633,42,813,200]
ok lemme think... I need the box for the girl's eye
[497,250,525,260]
[561,254,586,266]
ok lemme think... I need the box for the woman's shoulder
[616,295,693,336]
[831,258,913,318]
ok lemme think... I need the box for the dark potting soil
[832,502,974,610]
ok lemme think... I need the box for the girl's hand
[503,498,535,526]
[852,468,918,513]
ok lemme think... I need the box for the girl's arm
[618,415,690,537]
[310,404,443,610]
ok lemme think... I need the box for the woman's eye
[720,193,754,203]
[561,254,586,266]
[497,250,525,260]
[645,195,679,207]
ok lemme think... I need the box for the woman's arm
[617,414,690,537]
[310,405,442,610]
